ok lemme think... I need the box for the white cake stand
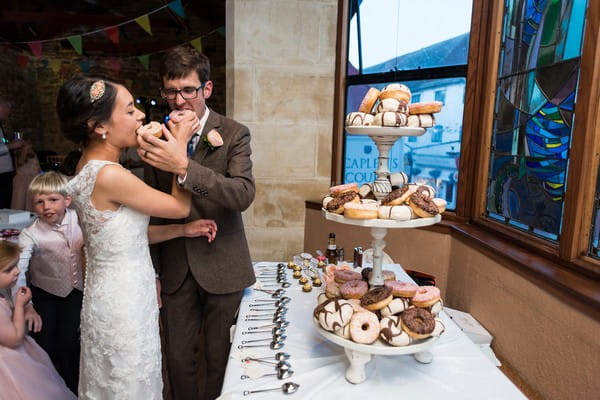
[313,319,439,384]
[346,126,425,200]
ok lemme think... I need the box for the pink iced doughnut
[384,280,418,297]
[349,311,380,344]
[334,269,362,284]
[411,285,441,308]
[340,279,368,299]
[325,281,341,298]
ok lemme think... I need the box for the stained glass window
[486,0,588,241]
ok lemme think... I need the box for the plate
[313,318,438,356]
[322,209,441,228]
[346,126,426,137]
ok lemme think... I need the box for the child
[15,171,84,394]
[0,240,77,399]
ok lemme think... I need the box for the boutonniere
[203,129,223,151]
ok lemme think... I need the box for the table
[219,262,526,399]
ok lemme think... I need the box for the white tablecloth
[220,262,526,399]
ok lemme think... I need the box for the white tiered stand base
[321,209,441,384]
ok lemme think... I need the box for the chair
[362,248,394,265]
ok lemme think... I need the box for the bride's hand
[183,219,217,243]
[136,126,188,177]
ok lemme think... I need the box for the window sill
[306,200,600,321]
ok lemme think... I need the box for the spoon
[241,368,294,380]
[243,382,299,396]
[247,352,290,363]
[238,340,284,350]
[253,297,290,305]
[247,320,289,330]
[242,327,285,336]
[241,334,286,345]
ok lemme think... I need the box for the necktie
[187,134,198,158]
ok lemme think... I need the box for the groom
[138,45,256,400]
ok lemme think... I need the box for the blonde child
[15,171,84,393]
[0,240,77,399]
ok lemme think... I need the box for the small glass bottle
[325,233,338,265]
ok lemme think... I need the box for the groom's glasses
[160,83,205,100]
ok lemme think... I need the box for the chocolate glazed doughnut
[408,192,439,218]
[325,191,359,213]
[360,286,393,311]
[401,308,435,339]
[381,185,411,206]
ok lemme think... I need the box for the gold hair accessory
[90,80,106,103]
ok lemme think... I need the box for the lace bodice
[66,160,162,399]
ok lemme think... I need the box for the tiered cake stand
[317,126,441,384]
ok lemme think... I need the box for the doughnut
[358,183,376,200]
[415,185,436,199]
[389,172,408,188]
[348,311,380,344]
[408,192,439,218]
[136,121,163,138]
[376,98,408,114]
[377,205,414,221]
[324,264,353,283]
[324,191,359,214]
[343,202,378,219]
[317,292,329,305]
[384,281,418,297]
[334,269,362,284]
[379,83,411,103]
[318,298,354,332]
[428,299,443,317]
[325,281,341,298]
[360,267,372,281]
[313,296,335,323]
[330,183,359,197]
[380,315,412,346]
[433,198,447,213]
[406,114,436,128]
[379,297,412,317]
[322,196,334,209]
[334,323,351,339]
[345,112,374,127]
[360,286,393,311]
[373,111,407,127]
[401,308,436,339]
[409,101,442,114]
[411,285,441,308]
[347,298,369,313]
[381,185,414,206]
[366,269,396,282]
[340,279,368,299]
[358,87,380,114]
[431,318,446,337]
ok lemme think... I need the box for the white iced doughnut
[318,298,354,332]
[428,299,444,317]
[431,318,446,337]
[380,315,412,346]
[346,112,374,126]
[407,114,436,128]
[380,297,411,317]
[373,111,407,127]
[376,98,409,114]
[334,323,351,339]
[378,205,414,221]
[389,172,409,187]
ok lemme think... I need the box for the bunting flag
[168,0,185,17]
[79,59,90,73]
[109,58,121,72]
[28,41,43,58]
[49,59,62,74]
[67,35,83,55]
[135,15,153,36]
[137,54,150,69]
[17,54,29,69]
[105,26,120,45]
[216,26,226,37]
[190,37,202,52]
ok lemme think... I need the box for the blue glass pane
[499,0,588,77]
[348,0,473,72]
[344,78,465,210]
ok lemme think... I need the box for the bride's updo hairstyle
[56,76,118,147]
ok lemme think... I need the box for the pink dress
[0,298,76,400]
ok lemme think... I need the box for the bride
[56,77,216,399]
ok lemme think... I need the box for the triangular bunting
[28,41,43,58]
[109,58,121,72]
[17,54,30,69]
[67,35,83,55]
[137,54,150,70]
[190,37,202,52]
[168,0,185,17]
[135,15,153,36]
[105,27,120,45]
[216,26,226,37]
[49,59,62,74]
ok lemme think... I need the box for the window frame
[332,0,600,282]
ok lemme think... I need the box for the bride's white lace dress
[66,160,162,399]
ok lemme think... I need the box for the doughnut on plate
[313,318,438,356]
[346,126,426,137]
[322,209,441,228]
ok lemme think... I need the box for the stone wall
[227,0,338,261]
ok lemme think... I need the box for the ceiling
[0,0,225,57]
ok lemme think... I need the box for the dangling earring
[102,133,106,140]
